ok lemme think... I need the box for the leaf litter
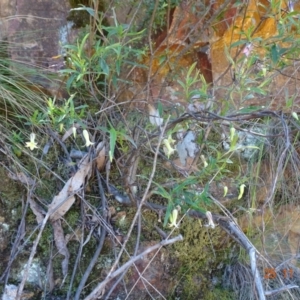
[48,153,92,221]
[47,153,92,279]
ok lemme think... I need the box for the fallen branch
[190,209,266,300]
[84,234,183,300]
[265,284,299,296]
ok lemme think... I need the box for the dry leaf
[48,154,92,221]
[52,219,69,278]
[96,141,106,171]
[28,197,45,224]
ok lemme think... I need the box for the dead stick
[265,284,299,296]
[16,213,50,300]
[84,234,183,300]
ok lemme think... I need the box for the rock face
[240,204,300,266]
[0,0,75,97]
[0,0,74,60]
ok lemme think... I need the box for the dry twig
[84,234,183,300]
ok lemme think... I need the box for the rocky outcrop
[0,0,75,97]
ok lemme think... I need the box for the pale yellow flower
[168,208,179,228]
[200,155,208,168]
[25,133,38,151]
[163,135,176,158]
[72,126,77,138]
[83,129,94,147]
[292,112,299,121]
[238,184,246,200]
[230,127,236,142]
[223,186,228,197]
[205,211,216,229]
[59,123,64,133]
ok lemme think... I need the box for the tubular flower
[205,211,216,229]
[168,208,179,228]
[72,126,77,138]
[25,133,38,150]
[83,129,94,147]
[200,155,208,168]
[223,186,228,197]
[238,184,246,200]
[163,135,176,158]
[292,112,299,121]
[230,127,236,142]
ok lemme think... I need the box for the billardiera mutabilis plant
[25,133,38,151]
[82,129,94,147]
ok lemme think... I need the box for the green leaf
[158,55,167,65]
[157,101,163,116]
[78,33,90,58]
[224,46,235,66]
[238,106,264,113]
[66,74,77,92]
[200,184,211,206]
[187,62,197,78]
[258,77,272,89]
[163,202,174,227]
[230,39,248,49]
[248,87,267,95]
[286,97,295,108]
[70,6,95,17]
[100,58,109,76]
[270,44,279,64]
[115,59,121,76]
[177,79,186,89]
[152,185,171,200]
